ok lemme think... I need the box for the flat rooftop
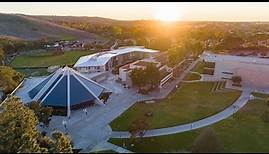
[201,51,269,65]
[73,46,159,67]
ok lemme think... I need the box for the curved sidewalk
[111,90,252,138]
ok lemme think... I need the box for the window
[222,71,233,75]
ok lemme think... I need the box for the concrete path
[111,90,252,138]
[88,141,133,153]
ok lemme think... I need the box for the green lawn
[109,99,269,153]
[110,82,241,131]
[191,61,205,74]
[252,92,269,99]
[15,68,51,77]
[184,72,201,81]
[11,50,94,67]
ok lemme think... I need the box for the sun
[155,5,182,22]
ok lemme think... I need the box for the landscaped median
[110,81,241,131]
[109,98,269,153]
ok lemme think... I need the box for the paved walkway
[111,89,252,138]
[88,141,133,153]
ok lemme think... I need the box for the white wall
[213,61,269,89]
[119,68,127,82]
[75,65,106,73]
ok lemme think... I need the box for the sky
[0,2,269,21]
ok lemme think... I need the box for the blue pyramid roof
[28,66,109,109]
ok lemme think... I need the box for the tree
[231,75,242,84]
[0,96,45,153]
[129,119,149,144]
[130,68,146,90]
[0,66,23,93]
[191,128,223,153]
[167,45,186,67]
[0,47,4,65]
[144,63,161,88]
[29,101,53,127]
[0,96,73,153]
[50,131,73,153]
[112,26,123,38]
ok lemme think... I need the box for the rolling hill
[0,13,103,41]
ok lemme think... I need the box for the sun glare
[155,5,182,22]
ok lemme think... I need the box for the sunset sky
[0,2,269,21]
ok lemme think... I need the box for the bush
[0,66,23,93]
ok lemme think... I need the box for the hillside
[0,13,103,41]
[31,15,140,27]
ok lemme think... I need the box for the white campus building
[201,52,269,90]
[73,46,159,73]
[118,57,172,88]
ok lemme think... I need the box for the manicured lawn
[11,50,94,67]
[252,92,269,99]
[184,72,201,81]
[191,61,205,74]
[109,99,269,153]
[15,68,51,77]
[110,82,241,131]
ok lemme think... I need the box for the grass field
[109,99,269,153]
[252,92,269,99]
[15,68,50,77]
[110,82,241,131]
[11,50,94,67]
[191,61,205,74]
[184,72,201,81]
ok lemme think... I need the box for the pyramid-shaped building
[28,66,111,117]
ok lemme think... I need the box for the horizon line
[2,12,269,23]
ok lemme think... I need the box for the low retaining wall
[91,72,109,82]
